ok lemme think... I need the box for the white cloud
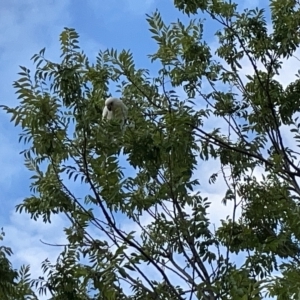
[0,0,71,58]
[2,209,67,299]
[86,0,155,18]
[0,0,72,110]
[1,1,300,297]
[0,126,24,188]
[275,51,300,88]
[124,0,155,15]
[0,0,75,203]
[0,2,72,295]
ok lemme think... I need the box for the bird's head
[105,97,116,111]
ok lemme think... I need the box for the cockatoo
[102,97,128,128]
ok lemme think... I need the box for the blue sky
[0,0,298,298]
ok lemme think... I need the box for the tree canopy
[2,0,300,299]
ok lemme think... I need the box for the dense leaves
[2,0,300,299]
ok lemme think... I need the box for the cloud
[1,2,299,298]
[10,221,66,300]
[86,0,155,17]
[0,0,71,58]
[3,208,67,298]
[124,0,155,15]
[0,0,77,210]
[0,124,24,190]
[0,2,73,295]
[0,0,72,110]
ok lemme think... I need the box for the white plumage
[102,97,128,126]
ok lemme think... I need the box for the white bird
[102,97,128,129]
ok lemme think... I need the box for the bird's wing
[122,104,128,119]
[107,110,114,120]
[102,106,108,119]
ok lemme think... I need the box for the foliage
[0,229,38,299]
[0,229,17,299]
[2,0,300,299]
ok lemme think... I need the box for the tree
[2,0,300,298]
